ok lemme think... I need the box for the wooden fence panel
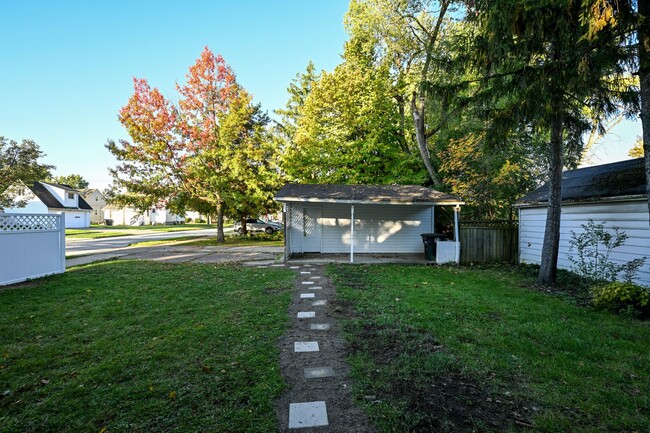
[460,221,518,263]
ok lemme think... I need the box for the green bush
[591,282,650,318]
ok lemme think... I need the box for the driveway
[65,228,284,268]
[66,228,226,256]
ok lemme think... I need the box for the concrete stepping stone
[301,281,314,285]
[288,401,328,429]
[300,271,311,274]
[290,266,300,269]
[309,276,321,279]
[307,286,322,290]
[311,300,327,306]
[300,293,316,299]
[294,341,319,352]
[297,311,316,318]
[271,264,285,267]
[304,367,336,379]
[310,323,330,331]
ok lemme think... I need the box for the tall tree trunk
[216,199,225,243]
[411,94,443,187]
[639,0,650,225]
[538,107,564,286]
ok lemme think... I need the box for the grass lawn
[0,261,294,433]
[132,234,284,248]
[330,264,650,433]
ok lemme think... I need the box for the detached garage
[275,184,464,263]
[516,158,650,286]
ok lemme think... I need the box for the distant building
[78,188,107,224]
[2,181,92,228]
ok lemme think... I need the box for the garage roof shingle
[275,184,463,205]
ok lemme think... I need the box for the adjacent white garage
[275,184,464,263]
[516,158,650,286]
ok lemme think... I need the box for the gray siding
[519,200,650,286]
[286,203,434,254]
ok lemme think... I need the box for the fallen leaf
[169,391,176,399]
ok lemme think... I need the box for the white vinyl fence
[0,213,66,286]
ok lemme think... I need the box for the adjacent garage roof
[31,182,93,211]
[275,184,463,206]
[515,158,646,207]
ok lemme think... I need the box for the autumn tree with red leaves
[107,47,278,241]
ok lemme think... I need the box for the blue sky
[1,0,349,189]
[0,0,641,190]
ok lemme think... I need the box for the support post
[454,205,461,264]
[350,205,355,263]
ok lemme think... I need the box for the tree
[281,48,424,184]
[471,0,636,285]
[48,174,89,189]
[107,47,277,241]
[630,136,645,157]
[0,136,53,208]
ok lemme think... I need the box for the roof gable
[275,184,463,205]
[516,158,646,206]
[30,182,92,211]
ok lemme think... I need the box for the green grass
[0,261,294,433]
[131,234,284,248]
[330,264,650,433]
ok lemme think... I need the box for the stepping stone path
[275,264,376,432]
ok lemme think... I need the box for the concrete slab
[294,341,319,352]
[297,311,316,318]
[308,286,322,290]
[300,293,316,299]
[309,276,321,279]
[290,266,300,269]
[304,367,336,379]
[311,300,327,306]
[301,281,314,285]
[288,401,328,429]
[310,323,330,331]
[300,271,311,275]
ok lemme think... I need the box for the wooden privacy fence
[460,220,518,263]
[0,213,66,286]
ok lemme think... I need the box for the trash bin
[104,219,113,226]
[420,233,445,261]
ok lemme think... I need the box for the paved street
[65,227,231,256]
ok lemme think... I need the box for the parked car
[234,218,283,235]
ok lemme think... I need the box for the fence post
[59,213,66,272]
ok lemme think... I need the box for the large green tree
[471,0,636,284]
[0,136,53,208]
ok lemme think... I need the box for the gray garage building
[274,184,464,263]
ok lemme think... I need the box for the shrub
[591,282,650,318]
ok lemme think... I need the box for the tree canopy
[48,174,89,189]
[107,47,278,241]
[0,136,53,208]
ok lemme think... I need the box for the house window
[95,196,99,201]
[95,210,98,215]
[67,193,75,199]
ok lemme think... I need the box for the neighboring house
[103,205,185,226]
[515,158,650,286]
[79,188,106,224]
[274,184,464,263]
[2,181,92,228]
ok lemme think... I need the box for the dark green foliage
[591,281,650,318]
[0,136,54,208]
